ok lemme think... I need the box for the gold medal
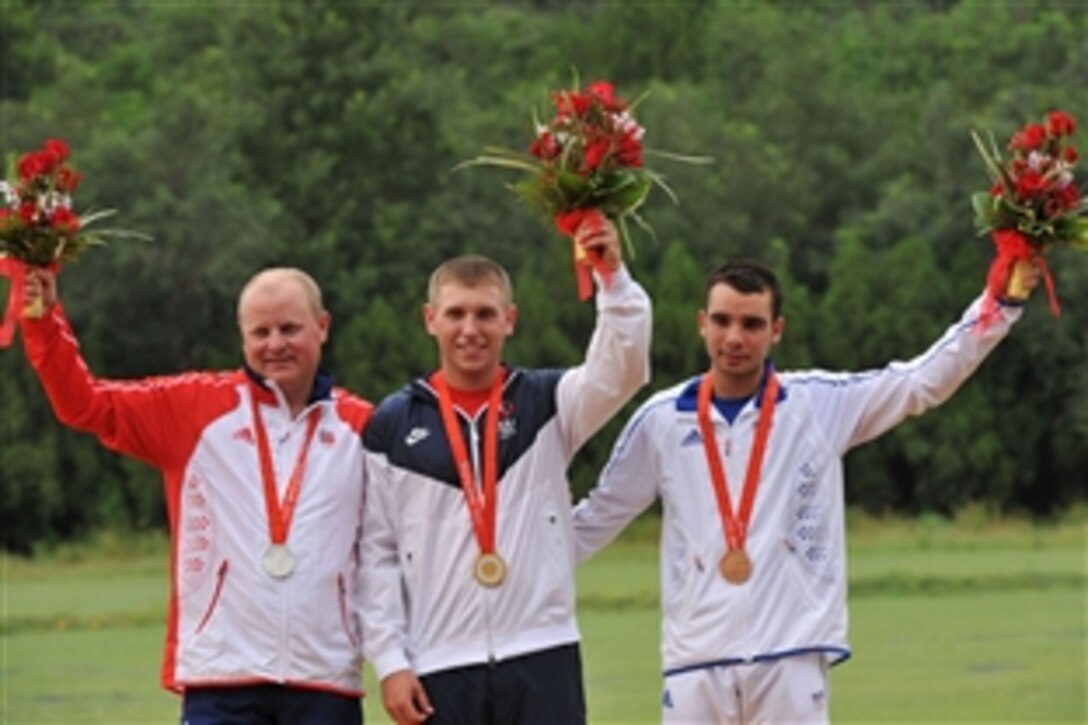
[434,371,509,591]
[718,549,752,585]
[474,552,507,587]
[262,543,295,579]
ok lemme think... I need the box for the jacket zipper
[467,412,497,661]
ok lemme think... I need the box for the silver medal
[262,544,295,579]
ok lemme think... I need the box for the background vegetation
[2,0,1086,552]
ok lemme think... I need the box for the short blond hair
[427,255,513,305]
[237,267,325,321]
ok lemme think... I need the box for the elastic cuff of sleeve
[595,264,632,294]
[372,650,412,681]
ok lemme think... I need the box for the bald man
[21,267,373,724]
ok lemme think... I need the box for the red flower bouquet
[0,138,149,345]
[458,78,709,299]
[971,110,1086,320]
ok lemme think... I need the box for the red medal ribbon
[433,370,505,554]
[555,208,613,301]
[696,372,780,553]
[250,393,322,546]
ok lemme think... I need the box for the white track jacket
[573,294,1020,676]
[361,267,651,680]
[22,305,372,695]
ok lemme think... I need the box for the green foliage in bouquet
[971,110,1088,250]
[457,76,710,256]
[0,139,150,267]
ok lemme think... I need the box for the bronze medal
[698,372,779,590]
[718,548,752,585]
[474,552,507,587]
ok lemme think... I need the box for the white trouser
[661,653,830,724]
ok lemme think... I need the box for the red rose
[989,181,1005,197]
[43,138,70,167]
[1063,145,1078,164]
[50,207,80,233]
[55,166,83,193]
[554,90,592,118]
[17,201,37,224]
[588,81,625,112]
[1054,182,1079,210]
[616,130,643,167]
[0,208,10,224]
[44,138,70,160]
[37,151,60,176]
[1047,110,1077,138]
[1014,169,1047,200]
[1010,123,1047,152]
[530,131,560,160]
[582,138,611,173]
[18,152,45,180]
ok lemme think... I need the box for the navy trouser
[181,684,362,725]
[420,643,586,725]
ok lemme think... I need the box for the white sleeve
[556,265,652,456]
[572,400,660,563]
[359,449,412,680]
[805,294,1023,454]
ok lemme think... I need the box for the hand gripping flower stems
[456,77,711,300]
[970,109,1086,325]
[0,138,150,346]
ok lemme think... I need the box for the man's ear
[504,304,518,336]
[423,303,436,336]
[696,309,708,339]
[772,316,785,345]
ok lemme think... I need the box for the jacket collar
[675,360,786,413]
[243,365,335,408]
[411,363,519,402]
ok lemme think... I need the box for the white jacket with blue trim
[361,267,651,679]
[573,294,1020,676]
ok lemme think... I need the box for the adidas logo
[680,428,702,447]
[232,427,255,445]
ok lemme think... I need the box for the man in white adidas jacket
[361,211,652,724]
[573,259,1036,723]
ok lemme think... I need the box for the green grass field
[2,512,1084,723]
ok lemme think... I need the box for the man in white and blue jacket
[573,259,1036,724]
[361,212,652,724]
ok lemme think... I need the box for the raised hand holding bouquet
[0,138,149,346]
[458,78,710,299]
[971,110,1086,324]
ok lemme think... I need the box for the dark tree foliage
[1,0,1084,552]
